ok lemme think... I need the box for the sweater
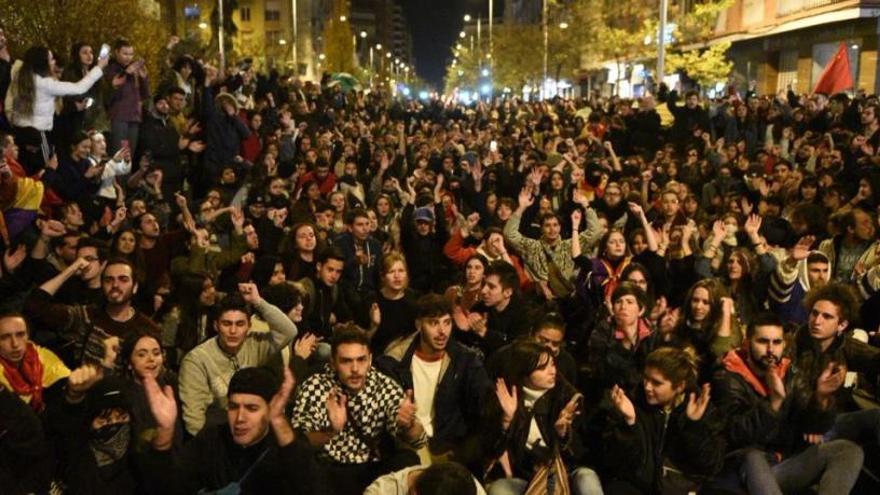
[9,66,104,130]
[178,299,298,435]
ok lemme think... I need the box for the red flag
[813,43,853,95]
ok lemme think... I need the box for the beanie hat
[227,367,278,404]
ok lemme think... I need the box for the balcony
[776,0,842,16]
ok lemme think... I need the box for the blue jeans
[487,467,603,495]
[824,408,880,445]
[739,440,864,495]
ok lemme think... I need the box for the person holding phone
[104,38,149,155]
[7,44,108,174]
[59,42,106,142]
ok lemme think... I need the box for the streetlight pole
[542,0,548,98]
[657,0,668,86]
[291,0,298,74]
[488,0,493,62]
[218,0,226,70]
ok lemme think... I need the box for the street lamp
[360,31,367,39]
[376,43,383,50]
[279,39,287,45]
[559,22,569,30]
[464,14,471,22]
[339,15,347,22]
[319,53,326,60]
[459,31,466,39]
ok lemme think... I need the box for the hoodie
[769,250,831,325]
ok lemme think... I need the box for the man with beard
[377,293,491,464]
[25,258,160,369]
[293,326,424,495]
[137,90,204,199]
[711,312,864,495]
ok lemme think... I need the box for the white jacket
[8,65,103,131]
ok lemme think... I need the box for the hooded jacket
[201,86,250,173]
[768,250,831,325]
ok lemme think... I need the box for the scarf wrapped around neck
[1,343,45,411]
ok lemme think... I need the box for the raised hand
[518,187,534,211]
[496,378,518,428]
[791,235,815,261]
[610,385,636,425]
[40,219,66,238]
[744,214,762,238]
[66,364,104,401]
[2,245,27,273]
[238,282,262,304]
[293,333,320,360]
[766,366,787,411]
[327,387,348,433]
[268,368,296,423]
[554,394,582,438]
[711,220,726,243]
[369,303,381,329]
[571,208,582,230]
[230,206,245,231]
[628,202,644,218]
[686,383,711,421]
[144,373,178,430]
[397,389,417,429]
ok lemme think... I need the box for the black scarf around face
[90,422,131,468]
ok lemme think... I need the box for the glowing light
[318,53,326,60]
[559,22,569,30]
[198,22,208,29]
[480,84,491,95]
[419,90,429,99]
[360,31,367,39]
[464,14,471,22]
[279,39,287,45]
[339,15,347,22]
[481,68,489,77]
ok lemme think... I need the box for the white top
[91,155,132,199]
[411,354,443,438]
[10,66,104,131]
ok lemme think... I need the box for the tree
[1,0,168,87]
[665,41,733,90]
[322,0,355,74]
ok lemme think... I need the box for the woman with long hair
[604,347,723,494]
[120,333,182,450]
[10,45,108,173]
[284,222,320,281]
[673,278,742,382]
[59,42,106,139]
[111,228,147,286]
[482,341,601,495]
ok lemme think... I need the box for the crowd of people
[2,28,880,495]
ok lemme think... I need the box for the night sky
[401,0,494,88]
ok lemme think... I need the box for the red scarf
[1,343,45,412]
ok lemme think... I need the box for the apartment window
[240,7,251,21]
[266,1,281,21]
[741,0,764,27]
[777,49,798,91]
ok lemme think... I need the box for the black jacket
[140,425,316,494]
[603,391,725,493]
[0,389,53,495]
[201,86,250,173]
[712,349,830,457]
[376,332,492,456]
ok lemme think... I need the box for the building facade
[713,0,880,94]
